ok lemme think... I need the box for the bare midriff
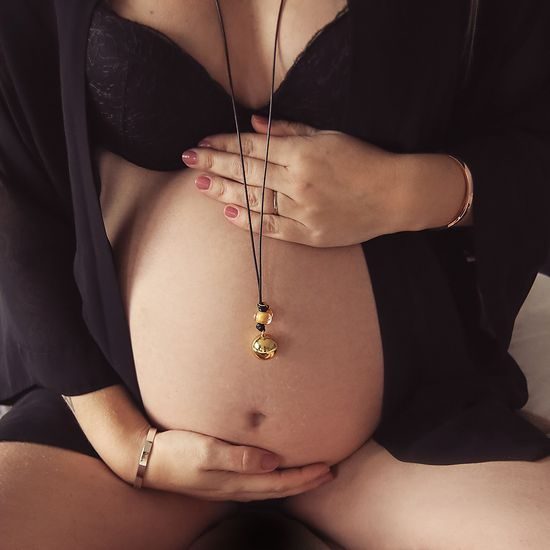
[97,148,384,468]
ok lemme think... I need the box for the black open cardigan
[1,0,549,464]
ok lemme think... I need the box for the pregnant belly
[97,148,384,468]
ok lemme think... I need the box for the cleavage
[101,0,350,112]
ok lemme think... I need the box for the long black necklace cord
[212,0,285,306]
[212,0,284,360]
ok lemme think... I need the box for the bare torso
[97,0,384,468]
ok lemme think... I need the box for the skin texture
[98,145,385,467]
[0,441,235,550]
[280,439,550,550]
[3,437,550,549]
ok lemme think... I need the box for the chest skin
[104,0,350,113]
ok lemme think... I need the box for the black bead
[256,323,265,331]
[258,303,269,312]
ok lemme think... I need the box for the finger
[223,204,310,246]
[217,462,332,495]
[195,173,295,216]
[251,114,319,137]
[234,470,335,502]
[183,147,292,195]
[195,130,297,166]
[199,438,283,474]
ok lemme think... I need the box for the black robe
[1,0,549,464]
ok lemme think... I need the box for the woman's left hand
[182,114,407,248]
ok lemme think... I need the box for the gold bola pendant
[212,0,284,364]
[252,332,278,360]
[252,303,277,360]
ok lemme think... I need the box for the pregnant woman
[1,0,550,548]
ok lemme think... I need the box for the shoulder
[0,0,60,85]
[459,0,549,104]
[0,0,58,44]
[474,0,549,46]
[0,0,73,209]
[0,1,61,113]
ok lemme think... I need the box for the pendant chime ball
[252,332,278,360]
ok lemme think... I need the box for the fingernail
[182,149,198,165]
[318,472,335,483]
[224,206,238,218]
[198,139,213,148]
[314,464,330,476]
[252,114,268,124]
[261,454,279,470]
[195,175,211,190]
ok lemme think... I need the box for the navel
[247,410,267,429]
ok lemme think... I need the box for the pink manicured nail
[261,454,279,470]
[181,149,198,165]
[225,206,238,218]
[197,139,213,148]
[195,176,211,190]
[318,472,335,484]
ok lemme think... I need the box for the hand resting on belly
[97,147,385,469]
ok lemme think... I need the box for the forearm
[395,153,474,232]
[63,385,150,485]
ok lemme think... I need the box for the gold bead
[254,308,273,325]
[252,333,278,360]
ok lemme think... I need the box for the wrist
[395,152,472,232]
[124,422,153,486]
[131,424,159,488]
[69,385,152,485]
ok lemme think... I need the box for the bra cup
[87,7,236,171]
[86,1,352,172]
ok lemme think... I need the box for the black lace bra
[86,1,352,171]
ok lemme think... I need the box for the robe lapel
[344,0,470,422]
[55,0,143,407]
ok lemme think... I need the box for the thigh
[280,438,550,550]
[0,441,237,550]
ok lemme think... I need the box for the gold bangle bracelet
[444,154,474,229]
[133,426,158,489]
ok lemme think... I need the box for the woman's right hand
[137,426,335,502]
